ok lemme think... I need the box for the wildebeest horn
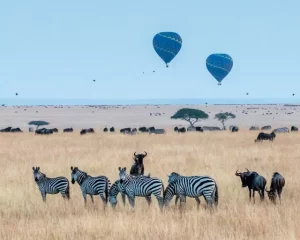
[134,152,137,156]
[245,168,250,173]
[144,151,147,157]
[235,170,241,176]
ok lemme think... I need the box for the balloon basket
[218,82,221,85]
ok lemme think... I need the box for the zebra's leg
[179,195,186,210]
[90,195,94,204]
[128,195,135,208]
[145,195,152,206]
[121,193,126,206]
[175,195,179,206]
[99,193,107,209]
[195,197,200,210]
[82,192,87,207]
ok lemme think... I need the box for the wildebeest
[291,126,298,132]
[10,128,22,132]
[80,129,87,135]
[0,127,12,132]
[187,126,203,132]
[273,127,289,133]
[35,128,53,135]
[110,127,115,132]
[51,128,58,133]
[202,126,221,131]
[63,128,73,132]
[87,128,95,133]
[177,127,186,133]
[249,126,259,131]
[139,127,149,132]
[149,129,166,134]
[120,128,131,134]
[148,127,155,132]
[255,132,276,142]
[103,127,108,132]
[265,172,285,204]
[229,126,239,132]
[130,151,147,176]
[261,125,272,130]
[174,126,179,132]
[235,169,267,202]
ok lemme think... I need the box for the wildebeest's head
[119,167,127,183]
[265,188,276,203]
[235,169,252,188]
[133,151,147,165]
[32,166,45,182]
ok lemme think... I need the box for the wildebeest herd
[32,152,285,212]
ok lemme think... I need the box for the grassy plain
[0,131,299,240]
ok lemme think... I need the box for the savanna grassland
[1,131,299,240]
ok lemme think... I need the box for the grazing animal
[118,167,164,209]
[265,172,285,204]
[103,127,108,132]
[202,126,221,131]
[177,127,186,133]
[120,128,131,134]
[149,129,166,134]
[32,167,70,202]
[235,169,267,203]
[35,128,53,135]
[174,126,179,132]
[10,127,22,132]
[51,128,58,133]
[109,127,115,132]
[130,151,147,176]
[291,126,298,132]
[187,126,203,132]
[70,166,110,207]
[80,129,87,135]
[249,126,259,131]
[139,127,148,132]
[87,128,95,133]
[255,132,276,142]
[229,126,239,132]
[148,126,155,132]
[164,172,218,209]
[261,125,272,130]
[273,127,289,133]
[63,128,73,132]
[0,127,12,132]
[108,178,151,208]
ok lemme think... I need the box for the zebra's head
[70,166,85,184]
[32,166,45,182]
[119,167,127,183]
[168,172,180,184]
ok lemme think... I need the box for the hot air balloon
[153,32,182,67]
[206,54,233,85]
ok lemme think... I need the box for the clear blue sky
[0,0,299,100]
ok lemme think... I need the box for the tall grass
[0,131,299,240]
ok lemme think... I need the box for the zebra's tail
[66,183,70,200]
[213,183,218,207]
[105,178,111,203]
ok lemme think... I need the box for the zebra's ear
[118,167,121,171]
[37,167,40,171]
[70,166,73,171]
[124,167,126,171]
[32,167,35,171]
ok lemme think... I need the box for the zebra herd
[32,153,285,211]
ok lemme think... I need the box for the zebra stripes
[70,166,110,207]
[118,167,164,209]
[164,172,218,208]
[32,167,70,202]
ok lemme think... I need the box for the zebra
[108,178,151,208]
[70,166,110,207]
[118,167,164,209]
[32,166,70,202]
[164,172,218,209]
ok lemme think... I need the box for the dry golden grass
[1,131,299,240]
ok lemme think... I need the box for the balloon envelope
[206,54,233,85]
[153,32,182,67]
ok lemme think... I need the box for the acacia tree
[171,108,209,127]
[214,112,236,130]
[28,120,49,130]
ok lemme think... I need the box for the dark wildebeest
[273,127,289,133]
[130,151,147,176]
[0,127,12,132]
[120,128,131,134]
[103,127,108,132]
[249,126,259,131]
[229,126,239,132]
[235,169,267,203]
[255,132,276,142]
[110,127,115,132]
[174,126,179,132]
[291,126,298,132]
[261,125,272,130]
[265,172,285,204]
[195,127,204,132]
[87,128,95,133]
[80,129,87,135]
[63,128,73,132]
[177,127,186,133]
[51,128,58,133]
[148,127,155,132]
[139,127,148,133]
[35,128,53,135]
[10,128,22,132]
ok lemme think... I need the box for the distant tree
[28,120,49,130]
[214,112,236,130]
[171,108,209,127]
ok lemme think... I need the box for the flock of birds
[32,152,286,211]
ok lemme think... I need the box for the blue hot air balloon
[206,54,233,85]
[153,32,182,67]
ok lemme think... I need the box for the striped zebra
[70,166,110,207]
[108,178,151,208]
[32,166,70,202]
[164,172,218,209]
[118,167,164,209]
